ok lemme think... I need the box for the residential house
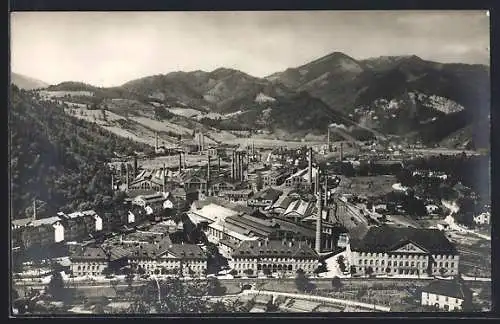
[20,216,65,249]
[473,212,490,225]
[57,210,102,242]
[421,279,473,311]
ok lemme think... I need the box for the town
[11,130,491,314]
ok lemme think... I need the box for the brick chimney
[315,181,322,254]
[308,147,313,185]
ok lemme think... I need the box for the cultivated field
[168,108,203,118]
[39,90,94,98]
[336,175,397,197]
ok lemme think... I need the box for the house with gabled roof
[421,278,473,311]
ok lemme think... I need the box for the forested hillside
[9,85,151,220]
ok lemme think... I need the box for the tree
[243,269,254,276]
[385,267,392,276]
[365,266,374,277]
[46,270,65,301]
[263,268,271,276]
[331,276,342,290]
[125,272,135,289]
[207,277,226,296]
[294,269,312,292]
[350,265,357,276]
[439,268,447,277]
[229,269,238,277]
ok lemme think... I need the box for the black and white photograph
[9,10,491,315]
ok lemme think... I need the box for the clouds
[10,11,490,87]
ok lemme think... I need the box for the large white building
[347,226,459,277]
[231,239,319,276]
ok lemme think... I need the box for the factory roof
[189,203,239,223]
[209,221,258,241]
[252,187,283,202]
[283,199,315,218]
[350,226,458,254]
[233,240,318,259]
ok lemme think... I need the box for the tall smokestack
[240,153,244,181]
[163,163,167,192]
[155,132,159,150]
[308,147,313,185]
[126,164,130,189]
[314,167,319,194]
[33,199,37,220]
[235,152,240,181]
[325,174,328,203]
[111,173,115,191]
[218,156,221,173]
[315,183,322,254]
[340,142,344,161]
[134,156,138,177]
[207,155,211,195]
[178,151,183,174]
[327,127,331,153]
[201,134,205,152]
[231,151,235,180]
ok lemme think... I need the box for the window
[439,262,442,267]
[359,260,362,265]
[411,262,414,267]
[370,260,373,265]
[451,262,454,267]
[381,260,385,265]
[388,261,392,266]
[445,297,449,302]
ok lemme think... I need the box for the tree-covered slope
[9,86,151,219]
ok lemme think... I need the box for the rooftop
[30,216,62,227]
[423,279,472,300]
[233,240,318,259]
[252,187,283,202]
[70,246,107,261]
[350,226,458,254]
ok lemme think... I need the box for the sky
[10,11,490,87]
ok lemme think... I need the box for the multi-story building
[57,210,102,242]
[421,279,473,311]
[284,167,318,189]
[247,187,283,209]
[127,237,207,277]
[347,226,459,277]
[219,189,254,203]
[232,239,319,276]
[70,246,109,277]
[20,216,65,249]
[261,169,290,187]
